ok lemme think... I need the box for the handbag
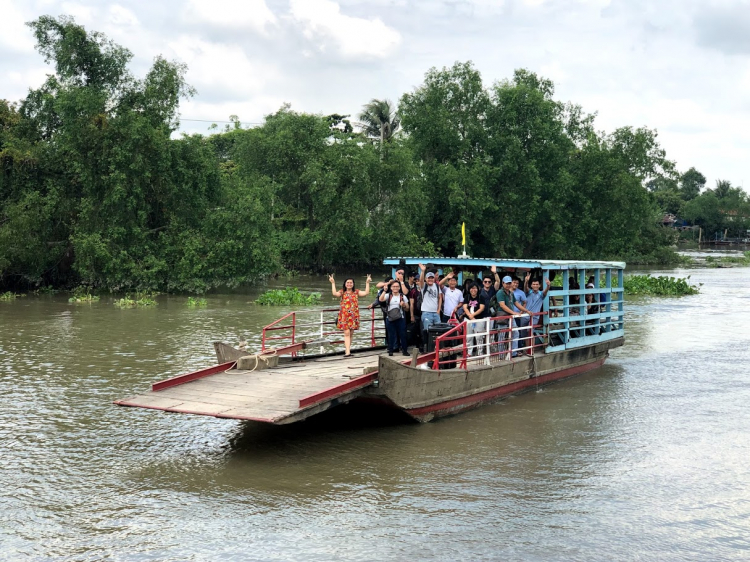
[386,295,403,322]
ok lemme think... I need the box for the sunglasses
[483,280,492,284]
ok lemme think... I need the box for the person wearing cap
[491,275,531,357]
[418,263,443,351]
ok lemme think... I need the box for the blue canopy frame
[383,256,625,353]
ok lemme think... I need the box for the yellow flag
[461,222,466,246]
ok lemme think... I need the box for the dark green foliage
[1,19,688,292]
[680,167,706,201]
[399,63,678,262]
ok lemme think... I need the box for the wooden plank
[155,388,302,408]
[189,377,338,393]
[115,395,186,409]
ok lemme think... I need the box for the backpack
[489,294,499,317]
[411,286,423,317]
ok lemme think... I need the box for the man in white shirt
[441,273,464,322]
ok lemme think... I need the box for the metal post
[461,323,468,369]
[482,318,492,365]
[434,336,441,371]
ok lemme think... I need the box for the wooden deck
[115,349,387,424]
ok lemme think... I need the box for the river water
[1,266,749,561]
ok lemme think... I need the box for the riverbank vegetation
[623,275,700,296]
[113,293,158,308]
[255,288,322,306]
[1,16,707,293]
[702,251,750,268]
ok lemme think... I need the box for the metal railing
[433,312,548,371]
[261,307,387,356]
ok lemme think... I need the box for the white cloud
[289,0,401,59]
[166,35,278,99]
[59,1,96,25]
[0,0,35,53]
[1,0,748,190]
[108,4,139,27]
[186,0,277,34]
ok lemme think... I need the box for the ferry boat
[115,257,625,423]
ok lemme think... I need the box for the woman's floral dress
[337,291,360,330]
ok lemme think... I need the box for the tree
[357,99,400,149]
[712,179,733,199]
[399,61,491,255]
[679,167,705,201]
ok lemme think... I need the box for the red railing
[433,312,548,371]
[261,307,386,355]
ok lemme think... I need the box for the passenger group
[333,264,554,358]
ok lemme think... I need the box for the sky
[2,0,749,190]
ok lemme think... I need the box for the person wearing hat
[491,275,531,357]
[417,263,443,351]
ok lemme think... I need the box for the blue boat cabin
[383,257,625,354]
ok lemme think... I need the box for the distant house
[720,209,750,222]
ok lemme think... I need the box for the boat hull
[368,337,623,422]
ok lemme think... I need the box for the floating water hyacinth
[623,275,700,296]
[255,288,322,306]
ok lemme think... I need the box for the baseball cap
[426,272,435,279]
[502,275,512,283]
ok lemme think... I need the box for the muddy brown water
[1,266,750,561]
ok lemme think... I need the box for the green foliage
[680,167,706,201]
[186,296,207,307]
[703,252,750,267]
[679,179,750,239]
[255,287,322,306]
[33,286,59,295]
[1,291,20,300]
[357,99,400,145]
[623,274,700,296]
[113,292,158,307]
[399,63,676,261]
[68,286,100,302]
[1,18,697,293]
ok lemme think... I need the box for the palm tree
[713,179,732,199]
[357,98,400,149]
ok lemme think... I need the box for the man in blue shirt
[524,273,551,349]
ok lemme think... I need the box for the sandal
[343,353,352,358]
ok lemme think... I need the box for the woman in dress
[329,274,371,357]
